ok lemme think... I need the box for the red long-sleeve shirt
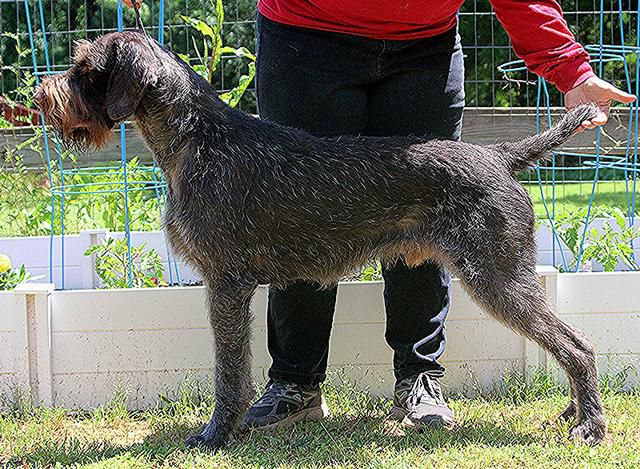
[257,0,595,92]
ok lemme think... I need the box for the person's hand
[122,0,142,8]
[565,76,636,131]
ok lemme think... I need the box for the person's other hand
[122,0,142,8]
[565,76,636,131]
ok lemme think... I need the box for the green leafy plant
[0,155,164,238]
[358,261,383,281]
[0,152,52,237]
[549,207,640,272]
[63,158,163,233]
[84,238,166,289]
[0,254,31,290]
[180,0,256,107]
[583,208,640,272]
[0,32,36,128]
[548,208,593,272]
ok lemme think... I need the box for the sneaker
[389,372,455,428]
[242,380,329,431]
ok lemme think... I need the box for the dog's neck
[132,53,236,176]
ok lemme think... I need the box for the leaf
[177,53,191,65]
[219,62,256,108]
[215,0,225,30]
[613,207,627,230]
[219,46,256,61]
[181,16,216,42]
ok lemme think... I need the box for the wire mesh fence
[1,0,634,109]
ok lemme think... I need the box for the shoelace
[257,382,303,406]
[407,374,443,407]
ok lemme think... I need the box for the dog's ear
[104,40,157,122]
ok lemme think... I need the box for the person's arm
[490,0,635,129]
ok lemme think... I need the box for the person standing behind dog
[126,0,634,430]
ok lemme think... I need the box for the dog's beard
[36,78,115,152]
[61,124,114,151]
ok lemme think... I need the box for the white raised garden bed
[0,269,561,409]
[0,290,19,397]
[556,271,640,386]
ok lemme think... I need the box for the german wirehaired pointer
[35,31,605,448]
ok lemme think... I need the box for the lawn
[2,374,639,468]
[524,180,638,217]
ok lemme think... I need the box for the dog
[34,31,605,449]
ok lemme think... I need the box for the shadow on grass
[13,414,545,467]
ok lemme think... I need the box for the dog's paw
[557,401,576,422]
[185,428,229,450]
[568,417,606,445]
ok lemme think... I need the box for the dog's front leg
[186,273,257,449]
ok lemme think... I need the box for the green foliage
[0,264,31,290]
[0,156,163,237]
[583,208,640,272]
[0,32,37,128]
[549,208,594,271]
[358,261,383,282]
[84,238,165,289]
[0,153,51,237]
[61,158,163,233]
[180,0,256,108]
[549,207,640,272]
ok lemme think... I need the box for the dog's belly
[246,235,445,287]
[164,197,446,286]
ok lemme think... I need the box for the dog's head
[34,31,158,149]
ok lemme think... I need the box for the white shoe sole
[389,405,456,429]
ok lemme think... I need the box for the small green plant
[583,208,640,271]
[0,254,31,290]
[549,207,640,272]
[181,0,256,107]
[548,207,593,272]
[358,261,383,281]
[84,238,166,289]
[0,156,164,238]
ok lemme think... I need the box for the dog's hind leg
[186,272,257,449]
[444,228,605,444]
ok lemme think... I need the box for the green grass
[524,180,638,217]
[2,372,640,468]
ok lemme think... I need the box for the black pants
[255,13,465,385]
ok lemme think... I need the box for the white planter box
[3,268,640,410]
[556,271,640,387]
[0,284,55,404]
[48,281,529,408]
[0,271,554,409]
[0,291,19,396]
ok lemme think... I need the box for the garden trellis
[23,0,182,288]
[500,0,640,272]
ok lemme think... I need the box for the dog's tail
[496,103,599,173]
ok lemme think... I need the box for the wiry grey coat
[34,31,605,449]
